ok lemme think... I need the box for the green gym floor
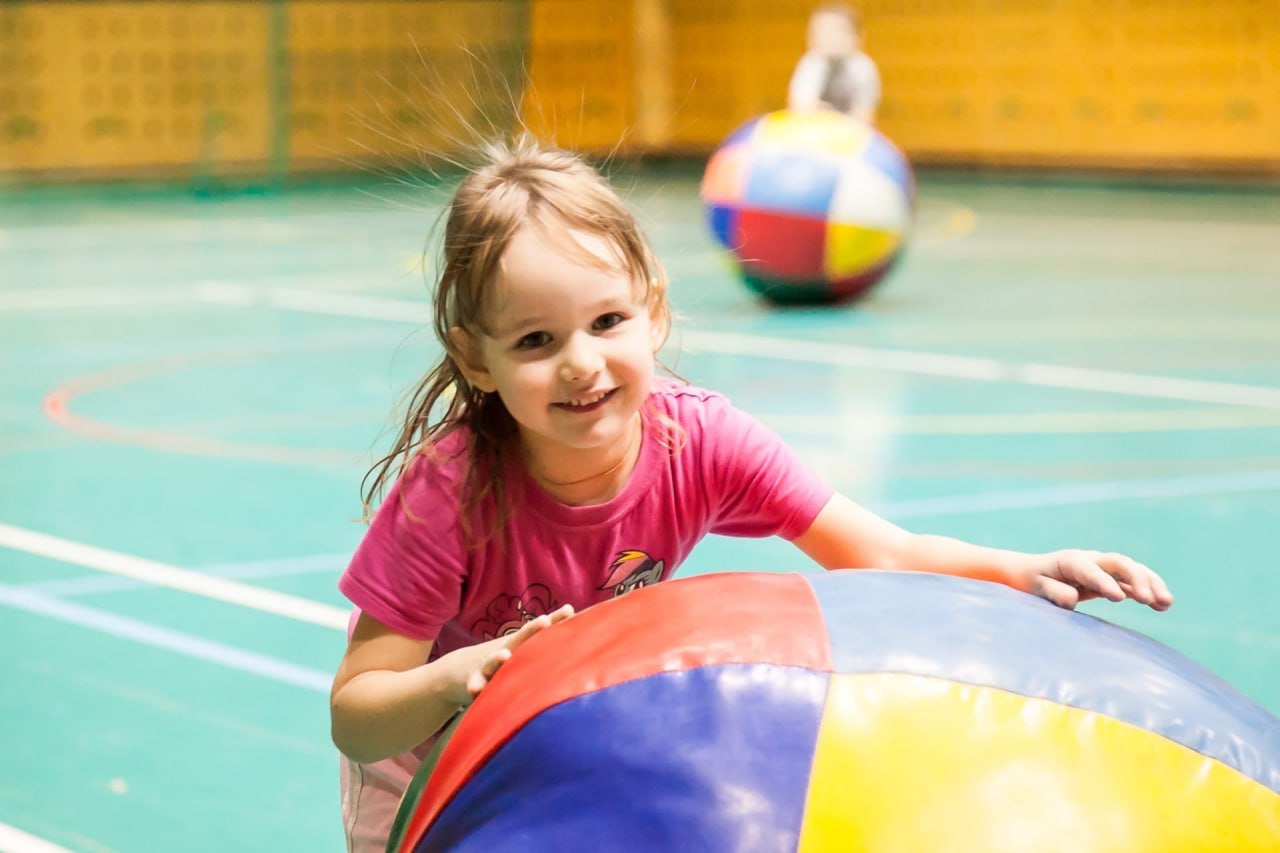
[2,166,1278,851]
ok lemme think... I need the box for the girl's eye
[594,312,625,331]
[516,332,551,350]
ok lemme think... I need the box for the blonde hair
[361,135,673,539]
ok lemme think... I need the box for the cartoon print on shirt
[600,550,666,598]
[472,583,560,640]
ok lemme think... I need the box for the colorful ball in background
[389,570,1280,852]
[701,109,915,306]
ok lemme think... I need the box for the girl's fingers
[508,605,576,649]
[1099,553,1156,603]
[467,647,512,699]
[1052,550,1174,612]
[1096,553,1174,610]
[473,605,579,699]
[1059,553,1125,601]
[465,670,487,699]
[506,615,550,647]
[1149,573,1174,610]
[1034,576,1081,610]
[485,647,512,676]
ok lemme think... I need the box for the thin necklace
[533,423,641,488]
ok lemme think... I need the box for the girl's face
[453,223,665,479]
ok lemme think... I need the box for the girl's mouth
[555,388,617,413]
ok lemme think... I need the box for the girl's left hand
[1024,550,1174,612]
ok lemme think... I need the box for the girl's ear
[447,326,498,393]
[650,309,671,352]
[648,280,672,352]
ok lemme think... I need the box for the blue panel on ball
[420,664,829,852]
[723,117,760,149]
[862,132,913,197]
[809,570,1280,795]
[743,151,839,217]
[707,204,739,249]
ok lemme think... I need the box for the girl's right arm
[330,606,573,764]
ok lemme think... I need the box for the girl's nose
[560,333,603,382]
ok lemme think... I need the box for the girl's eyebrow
[493,315,548,338]
[586,293,639,312]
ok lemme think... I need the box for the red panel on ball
[398,572,829,848]
[736,208,828,280]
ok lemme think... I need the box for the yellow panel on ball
[799,673,1280,852]
[825,224,901,279]
[754,111,871,160]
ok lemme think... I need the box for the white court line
[689,330,1280,410]
[959,211,1280,240]
[197,282,430,324]
[0,281,296,313]
[878,469,1280,519]
[0,582,335,690]
[0,286,206,312]
[760,408,1280,435]
[19,552,349,597]
[0,523,348,631]
[0,823,73,853]
[198,286,1280,410]
[0,277,406,314]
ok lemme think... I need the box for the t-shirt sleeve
[337,462,468,642]
[700,394,834,540]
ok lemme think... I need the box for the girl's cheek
[523,365,554,387]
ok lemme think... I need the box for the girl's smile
[554,387,618,412]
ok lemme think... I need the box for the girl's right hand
[451,603,575,704]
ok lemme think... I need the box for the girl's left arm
[791,492,1173,612]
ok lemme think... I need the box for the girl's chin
[525,417,639,454]
[522,427,616,452]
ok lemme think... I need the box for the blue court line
[878,469,1280,520]
[0,582,331,693]
[16,552,349,597]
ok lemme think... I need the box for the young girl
[329,135,1172,851]
[788,3,881,124]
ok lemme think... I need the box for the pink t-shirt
[338,381,832,657]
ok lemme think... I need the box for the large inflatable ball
[701,110,914,305]
[390,571,1280,852]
